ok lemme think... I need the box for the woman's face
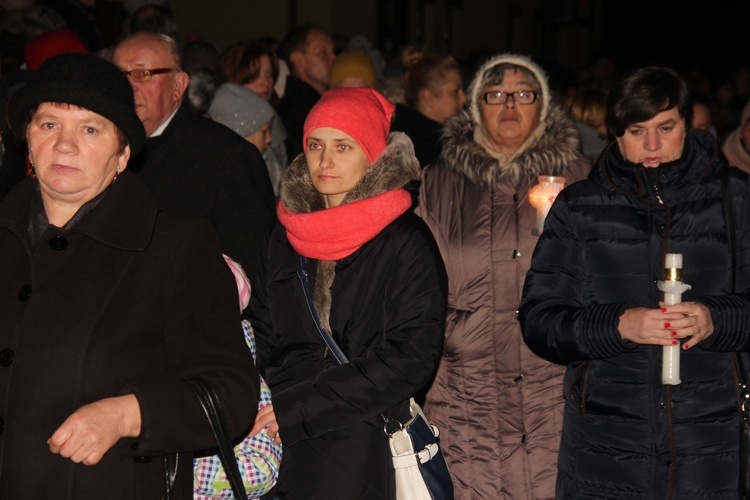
[27,102,129,209]
[244,55,274,101]
[479,69,541,156]
[245,120,272,154]
[422,70,466,124]
[305,127,369,208]
[616,107,686,167]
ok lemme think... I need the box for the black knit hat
[8,52,145,155]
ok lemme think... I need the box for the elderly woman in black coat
[247,88,447,498]
[520,67,750,499]
[0,53,259,498]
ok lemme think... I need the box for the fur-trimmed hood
[440,102,582,189]
[280,131,420,212]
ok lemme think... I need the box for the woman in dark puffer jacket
[520,67,750,499]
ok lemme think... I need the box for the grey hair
[118,32,182,70]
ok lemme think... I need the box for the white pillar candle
[657,253,690,386]
[665,253,682,269]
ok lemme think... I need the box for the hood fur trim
[439,102,581,189]
[280,131,420,213]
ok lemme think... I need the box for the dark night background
[599,0,749,81]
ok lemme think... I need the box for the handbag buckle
[383,416,404,436]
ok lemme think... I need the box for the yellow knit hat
[329,49,376,89]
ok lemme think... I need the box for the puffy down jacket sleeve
[519,191,636,364]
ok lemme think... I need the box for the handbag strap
[296,255,413,431]
[163,453,178,500]
[296,255,349,364]
[185,377,249,500]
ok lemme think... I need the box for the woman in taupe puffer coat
[416,54,590,500]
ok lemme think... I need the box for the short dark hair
[606,67,690,137]
[129,4,176,39]
[280,24,321,63]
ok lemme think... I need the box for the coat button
[0,349,13,366]
[512,250,522,259]
[133,456,152,463]
[49,236,68,251]
[17,285,32,301]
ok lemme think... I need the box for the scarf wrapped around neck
[276,132,419,261]
[278,189,412,260]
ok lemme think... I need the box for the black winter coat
[391,103,443,168]
[249,134,448,499]
[129,102,276,277]
[520,131,750,499]
[278,76,320,161]
[0,172,259,499]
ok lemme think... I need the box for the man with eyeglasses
[113,33,275,278]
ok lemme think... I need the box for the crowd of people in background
[2,2,750,500]
[2,1,750,191]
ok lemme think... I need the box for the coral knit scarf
[277,188,412,261]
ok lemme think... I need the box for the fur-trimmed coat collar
[440,102,582,189]
[279,131,420,331]
[280,131,420,213]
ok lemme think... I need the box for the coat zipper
[644,166,665,205]
[653,184,664,205]
[652,173,664,205]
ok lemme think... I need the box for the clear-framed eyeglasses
[122,68,178,83]
[482,90,540,105]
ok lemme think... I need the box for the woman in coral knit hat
[247,87,447,498]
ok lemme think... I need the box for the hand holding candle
[528,175,566,235]
[656,253,692,385]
